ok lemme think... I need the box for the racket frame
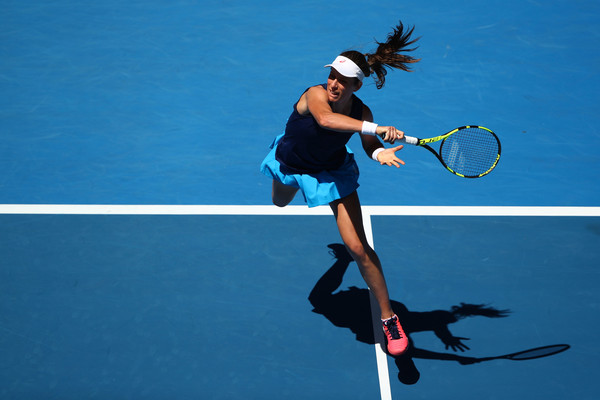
[401,125,501,178]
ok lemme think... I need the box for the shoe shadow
[309,244,569,385]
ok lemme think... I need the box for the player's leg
[330,191,408,355]
[330,191,393,318]
[272,179,299,207]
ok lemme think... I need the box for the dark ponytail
[341,22,420,89]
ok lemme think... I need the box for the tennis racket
[399,125,501,178]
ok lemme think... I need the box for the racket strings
[440,127,500,177]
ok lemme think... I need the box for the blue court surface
[1,0,600,399]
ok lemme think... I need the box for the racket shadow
[309,244,569,385]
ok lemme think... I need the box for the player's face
[326,68,361,104]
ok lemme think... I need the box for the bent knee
[272,198,290,207]
[272,181,298,207]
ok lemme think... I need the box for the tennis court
[1,1,599,399]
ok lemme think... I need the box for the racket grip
[400,135,419,145]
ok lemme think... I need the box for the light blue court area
[1,208,599,399]
[1,0,599,206]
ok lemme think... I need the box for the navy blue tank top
[275,84,365,174]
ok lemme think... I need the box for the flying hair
[340,22,420,89]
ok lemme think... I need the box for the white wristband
[371,147,385,162]
[361,121,378,136]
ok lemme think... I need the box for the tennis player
[260,22,419,356]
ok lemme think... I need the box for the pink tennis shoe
[382,315,408,356]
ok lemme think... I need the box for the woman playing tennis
[260,22,419,356]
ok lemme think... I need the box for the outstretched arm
[301,86,405,144]
[303,85,362,132]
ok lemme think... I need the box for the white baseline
[0,204,599,216]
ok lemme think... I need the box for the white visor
[324,55,365,82]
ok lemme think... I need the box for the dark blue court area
[0,214,377,399]
[1,0,599,399]
[1,212,598,399]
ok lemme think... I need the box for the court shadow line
[309,244,570,385]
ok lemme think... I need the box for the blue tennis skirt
[260,134,360,207]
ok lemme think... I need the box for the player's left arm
[360,105,405,167]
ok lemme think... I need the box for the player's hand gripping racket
[400,125,501,178]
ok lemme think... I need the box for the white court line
[366,206,600,217]
[1,203,598,400]
[363,211,393,400]
[0,204,329,215]
[1,204,599,216]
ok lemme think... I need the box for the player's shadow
[309,244,513,385]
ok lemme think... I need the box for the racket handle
[400,135,419,145]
